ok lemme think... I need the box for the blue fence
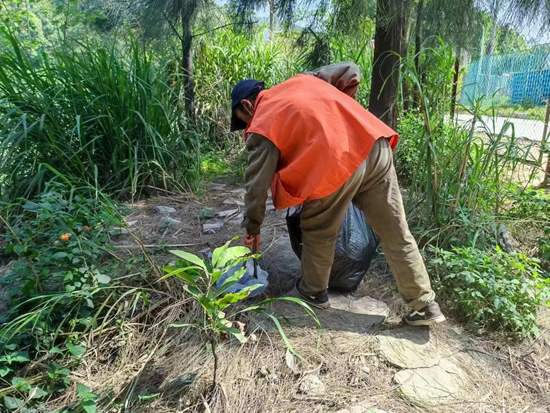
[461,46,550,107]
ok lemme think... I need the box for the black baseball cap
[230,79,265,131]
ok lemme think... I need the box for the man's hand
[244,234,260,251]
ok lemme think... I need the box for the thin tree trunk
[413,0,424,108]
[486,0,499,55]
[450,56,460,120]
[268,0,276,32]
[181,5,197,120]
[369,0,409,129]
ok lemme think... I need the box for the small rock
[249,333,258,342]
[223,198,245,207]
[203,221,224,234]
[153,205,176,214]
[299,375,326,396]
[109,228,130,236]
[259,366,269,377]
[199,208,214,219]
[361,366,370,374]
[161,217,182,226]
[126,220,138,226]
[214,208,239,218]
[267,374,278,383]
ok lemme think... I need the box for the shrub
[428,246,550,338]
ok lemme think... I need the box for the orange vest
[245,74,398,210]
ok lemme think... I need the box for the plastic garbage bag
[215,259,269,298]
[286,203,379,292]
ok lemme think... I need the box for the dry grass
[38,184,550,413]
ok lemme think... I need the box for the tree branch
[163,11,184,42]
[192,21,258,38]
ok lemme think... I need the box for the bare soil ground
[47,182,550,413]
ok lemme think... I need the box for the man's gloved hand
[244,233,260,251]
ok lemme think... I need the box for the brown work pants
[299,138,435,311]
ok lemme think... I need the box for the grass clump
[0,29,200,201]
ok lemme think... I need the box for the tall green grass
[193,29,297,148]
[0,29,200,201]
[397,41,538,248]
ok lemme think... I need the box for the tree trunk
[449,56,460,120]
[485,0,499,55]
[413,0,424,108]
[182,32,195,119]
[268,0,276,32]
[369,0,409,130]
[181,5,197,120]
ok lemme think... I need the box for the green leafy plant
[76,383,99,413]
[162,237,320,389]
[428,246,550,338]
[1,182,119,299]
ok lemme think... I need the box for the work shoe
[288,279,331,309]
[404,301,446,326]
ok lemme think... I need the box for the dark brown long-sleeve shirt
[242,62,362,235]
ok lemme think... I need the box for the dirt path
[96,183,550,413]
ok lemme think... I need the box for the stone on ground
[153,205,176,214]
[203,221,224,234]
[394,360,467,405]
[299,375,326,396]
[377,326,469,406]
[329,293,389,318]
[160,217,181,226]
[377,327,438,369]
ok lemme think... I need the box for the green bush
[0,182,119,300]
[0,183,148,410]
[0,29,200,201]
[428,246,550,338]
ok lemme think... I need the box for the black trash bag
[286,203,379,292]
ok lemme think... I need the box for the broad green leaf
[81,400,97,413]
[49,347,64,355]
[52,252,68,260]
[22,202,39,210]
[66,343,86,357]
[29,386,48,399]
[94,273,111,284]
[0,366,11,377]
[213,245,251,272]
[169,250,207,272]
[4,396,24,410]
[160,266,200,287]
[215,291,250,309]
[11,351,30,362]
[77,383,92,398]
[11,377,31,391]
[211,238,235,269]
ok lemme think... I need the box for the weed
[429,246,550,338]
[162,237,319,390]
